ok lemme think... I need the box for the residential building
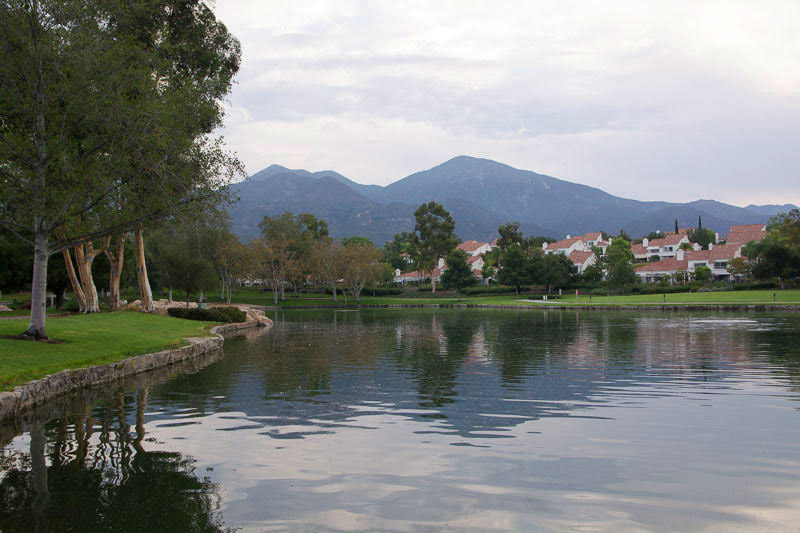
[725,224,766,246]
[457,240,492,257]
[543,236,586,256]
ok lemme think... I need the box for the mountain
[230,156,777,245]
[744,204,798,216]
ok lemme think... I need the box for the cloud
[212,0,800,206]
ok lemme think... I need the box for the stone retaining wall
[0,308,272,423]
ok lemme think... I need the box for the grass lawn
[215,287,800,308]
[0,312,216,391]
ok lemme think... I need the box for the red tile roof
[567,250,594,265]
[457,240,489,253]
[685,244,742,262]
[647,234,687,248]
[631,243,648,256]
[490,238,499,247]
[726,224,765,245]
[580,232,603,242]
[634,257,689,272]
[466,255,482,265]
[545,237,582,251]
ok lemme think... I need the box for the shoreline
[0,308,272,423]
[259,302,800,312]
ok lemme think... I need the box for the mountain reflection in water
[2,308,800,532]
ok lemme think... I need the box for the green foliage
[342,236,375,247]
[410,202,458,280]
[498,246,529,296]
[382,232,415,271]
[534,253,579,292]
[363,287,403,296]
[604,238,638,286]
[167,306,246,323]
[646,231,665,240]
[582,263,604,283]
[689,228,716,250]
[693,265,712,282]
[441,250,477,292]
[497,222,523,250]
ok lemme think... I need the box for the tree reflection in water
[0,387,230,533]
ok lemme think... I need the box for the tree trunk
[273,285,279,305]
[105,234,125,311]
[226,278,233,304]
[75,240,105,313]
[62,246,87,313]
[280,281,285,301]
[168,287,173,303]
[431,268,437,294]
[25,231,49,339]
[135,226,155,313]
[331,280,337,301]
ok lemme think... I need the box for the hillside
[230,156,787,244]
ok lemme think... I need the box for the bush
[167,306,247,323]
[363,287,402,296]
[462,285,532,296]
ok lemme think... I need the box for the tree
[693,264,712,283]
[258,213,303,301]
[340,242,381,300]
[341,236,374,247]
[689,228,716,250]
[382,232,414,271]
[582,263,604,283]
[440,249,476,298]
[0,1,242,338]
[675,218,679,234]
[497,222,523,251]
[679,241,694,251]
[604,238,637,287]
[497,245,529,298]
[534,253,577,294]
[410,202,458,294]
[215,235,249,304]
[310,239,343,301]
[726,257,752,280]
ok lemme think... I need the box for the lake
[2,309,800,531]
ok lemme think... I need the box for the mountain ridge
[229,156,793,245]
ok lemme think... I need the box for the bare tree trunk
[62,246,87,312]
[226,278,233,304]
[280,280,285,301]
[75,238,107,313]
[134,226,155,313]
[25,231,49,339]
[431,267,437,294]
[331,280,337,301]
[105,234,125,311]
[168,287,173,303]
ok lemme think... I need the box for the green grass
[215,287,800,308]
[0,311,216,391]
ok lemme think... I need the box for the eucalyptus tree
[0,1,242,338]
[410,202,458,293]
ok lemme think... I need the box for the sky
[211,0,800,207]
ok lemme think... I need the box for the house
[640,234,693,260]
[634,251,690,283]
[633,244,746,282]
[568,249,596,274]
[683,244,744,280]
[725,224,766,246]
[577,232,611,253]
[457,240,492,257]
[543,236,585,256]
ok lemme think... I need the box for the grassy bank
[216,288,800,308]
[0,312,216,391]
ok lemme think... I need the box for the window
[714,261,727,269]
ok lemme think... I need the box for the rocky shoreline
[0,307,272,423]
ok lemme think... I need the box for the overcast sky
[211,1,800,207]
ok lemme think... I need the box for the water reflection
[2,309,800,531]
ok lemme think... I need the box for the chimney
[708,243,713,250]
[566,234,571,239]
[677,249,684,261]
[643,238,649,247]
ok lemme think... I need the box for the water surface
[2,309,800,531]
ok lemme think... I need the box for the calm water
[2,309,800,532]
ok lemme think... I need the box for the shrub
[167,306,247,323]
[363,287,402,296]
[462,285,532,296]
